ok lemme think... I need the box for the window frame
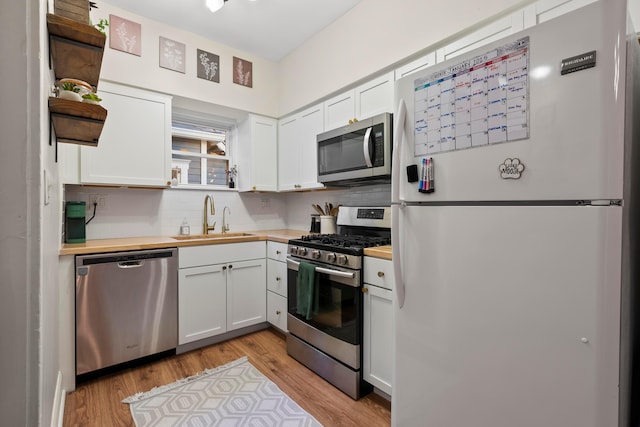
[170,125,234,190]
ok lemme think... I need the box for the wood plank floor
[64,328,391,426]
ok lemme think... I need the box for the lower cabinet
[178,242,266,346]
[266,241,288,331]
[363,256,394,396]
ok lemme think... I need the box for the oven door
[287,257,362,364]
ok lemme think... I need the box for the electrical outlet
[261,198,271,209]
[88,193,107,210]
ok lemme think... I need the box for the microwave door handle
[363,127,373,167]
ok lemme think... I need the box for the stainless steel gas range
[286,206,391,399]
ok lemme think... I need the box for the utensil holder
[320,216,337,234]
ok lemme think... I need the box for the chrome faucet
[203,194,216,234]
[222,206,231,234]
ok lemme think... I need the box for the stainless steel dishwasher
[75,248,178,376]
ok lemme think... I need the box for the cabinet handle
[377,271,385,277]
[222,266,227,271]
[362,287,368,294]
[276,276,281,281]
[276,310,281,315]
[166,181,171,186]
[228,264,233,269]
[276,250,281,255]
[252,185,257,190]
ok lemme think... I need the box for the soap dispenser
[180,218,190,235]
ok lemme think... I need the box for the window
[171,122,232,188]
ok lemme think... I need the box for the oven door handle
[286,258,356,279]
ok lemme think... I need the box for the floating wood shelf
[49,97,107,147]
[47,13,107,149]
[47,13,106,88]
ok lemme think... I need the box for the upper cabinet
[278,104,325,192]
[237,114,278,192]
[323,71,395,131]
[394,52,436,81]
[79,82,172,187]
[47,13,108,147]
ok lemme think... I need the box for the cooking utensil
[312,204,325,215]
[330,206,340,216]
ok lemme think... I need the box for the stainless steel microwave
[317,112,392,186]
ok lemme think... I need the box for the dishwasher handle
[118,260,144,269]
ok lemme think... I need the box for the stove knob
[327,252,337,262]
[298,247,308,256]
[311,250,321,259]
[337,255,348,265]
[289,246,298,255]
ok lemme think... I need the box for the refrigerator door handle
[392,99,407,308]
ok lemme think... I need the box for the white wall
[93,2,280,118]
[0,1,42,426]
[277,0,534,115]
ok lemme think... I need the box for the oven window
[288,267,361,345]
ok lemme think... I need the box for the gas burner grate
[298,233,391,249]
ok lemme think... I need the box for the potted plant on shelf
[226,165,238,188]
[58,81,82,101]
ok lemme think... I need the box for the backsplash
[64,183,390,240]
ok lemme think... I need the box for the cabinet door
[522,0,596,27]
[363,283,393,395]
[267,259,287,297]
[80,82,171,187]
[355,72,395,121]
[267,291,287,332]
[178,264,227,345]
[323,90,355,131]
[226,258,267,331]
[435,12,523,63]
[237,115,278,192]
[277,115,300,191]
[395,52,437,81]
[297,105,325,190]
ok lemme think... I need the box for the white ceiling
[101,0,363,62]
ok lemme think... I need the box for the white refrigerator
[391,2,638,427]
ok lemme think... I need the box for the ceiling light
[206,0,228,13]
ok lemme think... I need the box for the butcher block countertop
[364,245,392,260]
[59,229,307,255]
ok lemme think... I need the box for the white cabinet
[227,258,267,331]
[178,242,266,345]
[266,241,288,331]
[278,104,325,191]
[237,114,278,192]
[522,0,596,27]
[395,52,437,81]
[435,12,524,63]
[363,256,394,396]
[178,264,227,344]
[79,82,172,187]
[323,72,395,131]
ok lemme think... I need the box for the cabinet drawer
[267,291,287,332]
[364,256,394,290]
[267,241,288,262]
[179,241,266,269]
[267,259,287,297]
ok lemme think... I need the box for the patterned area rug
[123,356,322,426]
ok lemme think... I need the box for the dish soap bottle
[180,218,190,235]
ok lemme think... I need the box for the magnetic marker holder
[418,157,435,193]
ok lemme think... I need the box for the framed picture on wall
[159,36,186,73]
[197,49,220,83]
[109,14,142,56]
[233,57,252,88]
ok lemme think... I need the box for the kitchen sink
[171,232,254,240]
